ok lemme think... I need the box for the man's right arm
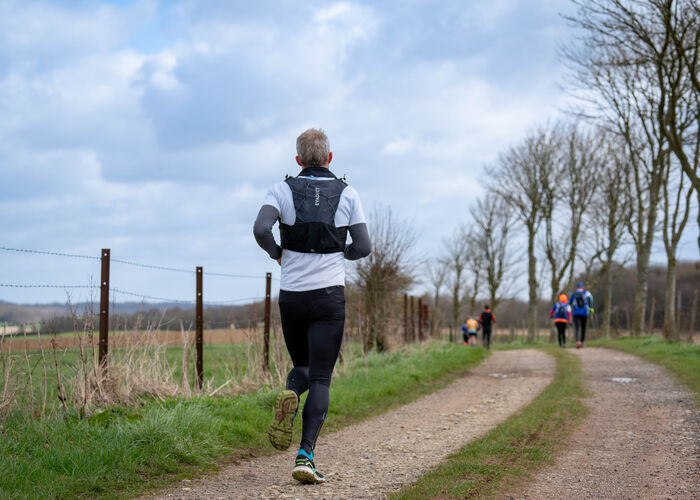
[253,205,282,260]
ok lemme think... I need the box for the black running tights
[278,286,345,454]
[482,328,491,350]
[555,322,567,347]
[573,316,587,344]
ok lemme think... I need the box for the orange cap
[559,294,568,303]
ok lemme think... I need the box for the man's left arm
[344,223,371,260]
[343,187,371,261]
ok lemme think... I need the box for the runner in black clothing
[254,129,371,485]
[478,305,496,350]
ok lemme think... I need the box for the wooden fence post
[263,272,271,373]
[403,294,408,342]
[196,266,203,389]
[99,249,110,369]
[417,298,423,341]
[676,290,682,339]
[410,296,415,343]
[423,304,429,339]
[687,289,698,343]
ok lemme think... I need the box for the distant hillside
[0,301,215,325]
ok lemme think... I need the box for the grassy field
[390,346,587,500]
[589,335,700,403]
[0,341,487,500]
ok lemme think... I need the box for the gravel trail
[506,347,700,500]
[145,349,554,500]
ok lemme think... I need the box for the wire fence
[0,245,282,388]
[0,245,277,307]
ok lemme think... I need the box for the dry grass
[0,304,441,420]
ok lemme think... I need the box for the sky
[1,0,697,308]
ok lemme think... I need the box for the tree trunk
[527,228,538,343]
[431,292,439,338]
[451,283,460,344]
[663,256,677,340]
[603,259,613,338]
[632,245,652,336]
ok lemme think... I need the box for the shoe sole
[268,390,298,451]
[292,465,325,484]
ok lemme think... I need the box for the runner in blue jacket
[569,282,594,348]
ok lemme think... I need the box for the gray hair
[296,128,330,167]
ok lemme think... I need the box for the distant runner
[569,282,593,348]
[478,305,496,350]
[550,294,572,348]
[462,317,479,346]
[253,129,371,484]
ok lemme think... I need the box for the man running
[550,294,571,348]
[253,128,371,484]
[569,282,593,348]
[478,305,496,350]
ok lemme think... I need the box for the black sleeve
[344,223,372,261]
[253,205,282,260]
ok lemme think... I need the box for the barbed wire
[0,246,99,260]
[0,283,97,289]
[109,287,194,304]
[110,258,195,274]
[204,297,264,305]
[1,245,278,280]
[0,283,265,307]
[205,270,279,280]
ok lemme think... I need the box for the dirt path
[506,347,700,500]
[144,349,554,500]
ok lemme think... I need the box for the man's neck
[299,165,335,178]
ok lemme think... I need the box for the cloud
[3,0,668,306]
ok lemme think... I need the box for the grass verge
[389,346,587,500]
[589,335,700,404]
[0,342,486,500]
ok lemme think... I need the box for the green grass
[389,346,587,500]
[0,342,487,500]
[2,341,257,415]
[589,335,700,404]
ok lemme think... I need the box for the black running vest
[279,175,348,254]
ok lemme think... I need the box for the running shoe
[268,389,298,451]
[292,451,325,484]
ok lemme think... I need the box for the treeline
[414,0,700,343]
[347,1,699,348]
[13,300,280,335]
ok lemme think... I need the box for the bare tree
[464,232,484,317]
[661,156,694,339]
[423,257,449,337]
[541,122,602,306]
[469,195,516,312]
[354,205,416,352]
[564,0,676,335]
[494,127,558,342]
[588,133,632,337]
[444,225,470,342]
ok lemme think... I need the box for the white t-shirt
[262,175,366,291]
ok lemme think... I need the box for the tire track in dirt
[144,349,554,500]
[506,347,699,500]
